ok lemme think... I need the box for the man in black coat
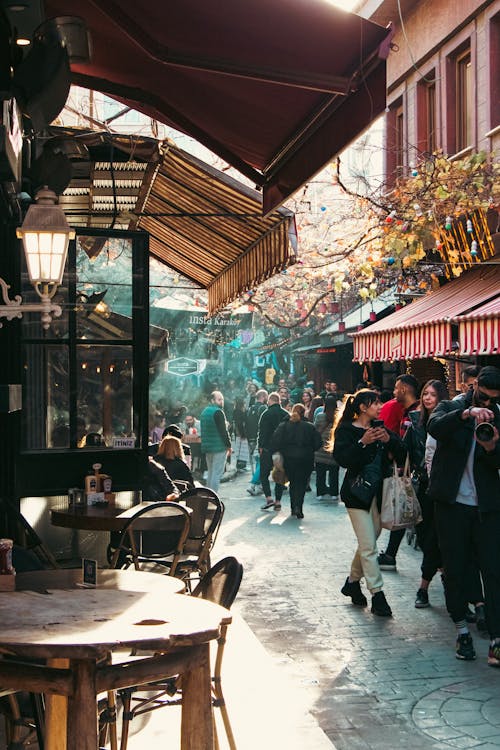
[427,366,500,666]
[257,392,289,510]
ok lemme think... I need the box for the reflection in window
[77,345,134,447]
[21,230,147,451]
[76,236,133,340]
[22,345,69,449]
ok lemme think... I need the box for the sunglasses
[476,389,500,405]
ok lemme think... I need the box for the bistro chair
[116,556,243,750]
[174,486,224,590]
[110,502,191,576]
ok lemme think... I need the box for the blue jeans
[205,451,227,492]
[251,454,260,485]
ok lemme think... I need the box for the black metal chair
[116,556,243,750]
[110,501,192,576]
[173,487,225,590]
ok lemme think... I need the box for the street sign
[165,357,199,376]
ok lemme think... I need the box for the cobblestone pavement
[216,468,500,750]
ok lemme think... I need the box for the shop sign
[112,437,136,449]
[166,357,199,376]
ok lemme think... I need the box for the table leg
[67,659,98,750]
[45,658,68,750]
[180,643,214,750]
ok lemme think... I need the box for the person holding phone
[332,389,406,617]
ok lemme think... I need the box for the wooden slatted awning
[51,129,297,313]
[134,144,297,314]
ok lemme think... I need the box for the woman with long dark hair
[408,379,449,607]
[333,389,406,617]
[271,403,322,518]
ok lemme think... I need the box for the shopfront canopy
[52,129,296,313]
[352,266,500,362]
[45,0,392,214]
[453,296,500,356]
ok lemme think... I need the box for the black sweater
[427,393,500,511]
[333,421,406,510]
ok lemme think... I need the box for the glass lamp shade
[16,187,75,289]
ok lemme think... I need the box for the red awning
[352,266,500,362]
[44,0,391,213]
[453,296,500,355]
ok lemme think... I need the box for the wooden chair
[116,556,243,750]
[111,502,191,576]
[174,487,225,590]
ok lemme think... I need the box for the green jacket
[200,404,230,453]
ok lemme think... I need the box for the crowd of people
[147,365,500,669]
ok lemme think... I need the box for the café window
[21,230,149,451]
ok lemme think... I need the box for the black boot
[341,577,367,607]
[371,591,392,617]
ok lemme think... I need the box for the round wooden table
[51,502,147,532]
[0,569,230,750]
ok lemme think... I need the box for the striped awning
[136,144,297,314]
[352,265,500,362]
[453,296,500,355]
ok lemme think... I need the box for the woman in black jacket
[270,403,322,518]
[156,435,195,491]
[333,389,406,617]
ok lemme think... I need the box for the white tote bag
[381,457,422,530]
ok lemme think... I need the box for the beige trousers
[347,498,384,594]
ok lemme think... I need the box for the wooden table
[0,569,230,750]
[51,502,150,533]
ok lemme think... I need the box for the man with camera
[427,366,500,666]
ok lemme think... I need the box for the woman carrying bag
[271,403,322,519]
[314,394,340,501]
[333,389,406,617]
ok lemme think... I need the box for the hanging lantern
[470,240,478,257]
[356,324,364,331]
[318,301,327,315]
[411,167,418,177]
[385,210,396,224]
[329,301,340,314]
[369,311,377,322]
[466,219,473,234]
[395,303,402,311]
[296,298,304,310]
[338,321,346,333]
[445,215,453,231]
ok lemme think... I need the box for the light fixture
[0,186,74,329]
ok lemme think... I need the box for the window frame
[17,228,150,496]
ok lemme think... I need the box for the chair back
[191,556,243,609]
[112,501,191,575]
[178,486,224,559]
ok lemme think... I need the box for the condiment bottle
[0,539,14,575]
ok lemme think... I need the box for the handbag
[343,473,378,508]
[381,457,423,530]
[271,452,288,485]
[340,449,383,509]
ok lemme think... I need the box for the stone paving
[215,468,500,750]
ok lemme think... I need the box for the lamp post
[0,186,75,329]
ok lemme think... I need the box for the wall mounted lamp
[0,186,75,329]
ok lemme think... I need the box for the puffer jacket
[427,392,500,511]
